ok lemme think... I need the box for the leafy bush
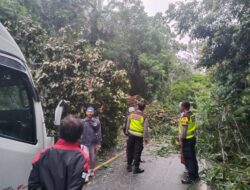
[145,101,177,129]
[195,85,250,189]
[168,74,211,106]
[151,124,179,157]
[151,124,177,138]
[34,28,130,149]
[203,165,250,190]
[167,0,250,187]
[4,18,47,64]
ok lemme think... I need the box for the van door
[0,59,43,189]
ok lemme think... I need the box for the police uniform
[179,111,199,181]
[126,110,149,171]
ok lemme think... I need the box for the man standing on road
[126,102,149,174]
[81,107,102,177]
[179,101,199,184]
[28,115,89,190]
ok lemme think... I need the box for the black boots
[133,166,144,174]
[127,165,144,174]
[181,176,200,184]
[127,165,132,172]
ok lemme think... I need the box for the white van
[0,23,60,189]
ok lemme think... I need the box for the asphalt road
[83,150,191,190]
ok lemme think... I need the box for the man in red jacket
[28,115,89,190]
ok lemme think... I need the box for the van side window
[0,66,36,144]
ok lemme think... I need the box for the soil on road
[83,148,190,190]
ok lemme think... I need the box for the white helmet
[128,107,135,113]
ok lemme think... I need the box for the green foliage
[104,3,177,99]
[151,124,179,157]
[0,0,29,22]
[167,1,250,187]
[139,52,175,99]
[203,164,250,190]
[166,0,250,127]
[1,0,179,101]
[168,74,211,105]
[144,101,177,129]
[167,0,250,149]
[20,0,89,33]
[34,29,129,148]
[4,18,47,64]
[196,86,250,157]
[194,84,250,188]
[0,0,133,149]
[151,124,177,139]
[0,0,48,64]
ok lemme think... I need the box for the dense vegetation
[0,0,249,189]
[0,0,181,148]
[166,0,250,189]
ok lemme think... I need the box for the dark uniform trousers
[183,137,199,179]
[127,134,143,167]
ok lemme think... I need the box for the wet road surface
[83,150,189,190]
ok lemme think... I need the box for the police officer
[179,101,199,184]
[126,102,149,174]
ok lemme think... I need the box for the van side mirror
[54,100,68,127]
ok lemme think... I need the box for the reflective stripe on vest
[178,114,197,139]
[128,113,144,137]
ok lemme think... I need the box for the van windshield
[0,64,36,144]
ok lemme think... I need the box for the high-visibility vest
[179,114,197,139]
[128,113,144,137]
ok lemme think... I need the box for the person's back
[126,102,149,174]
[28,115,89,190]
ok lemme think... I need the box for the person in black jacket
[28,115,89,190]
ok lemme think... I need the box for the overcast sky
[142,0,180,16]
